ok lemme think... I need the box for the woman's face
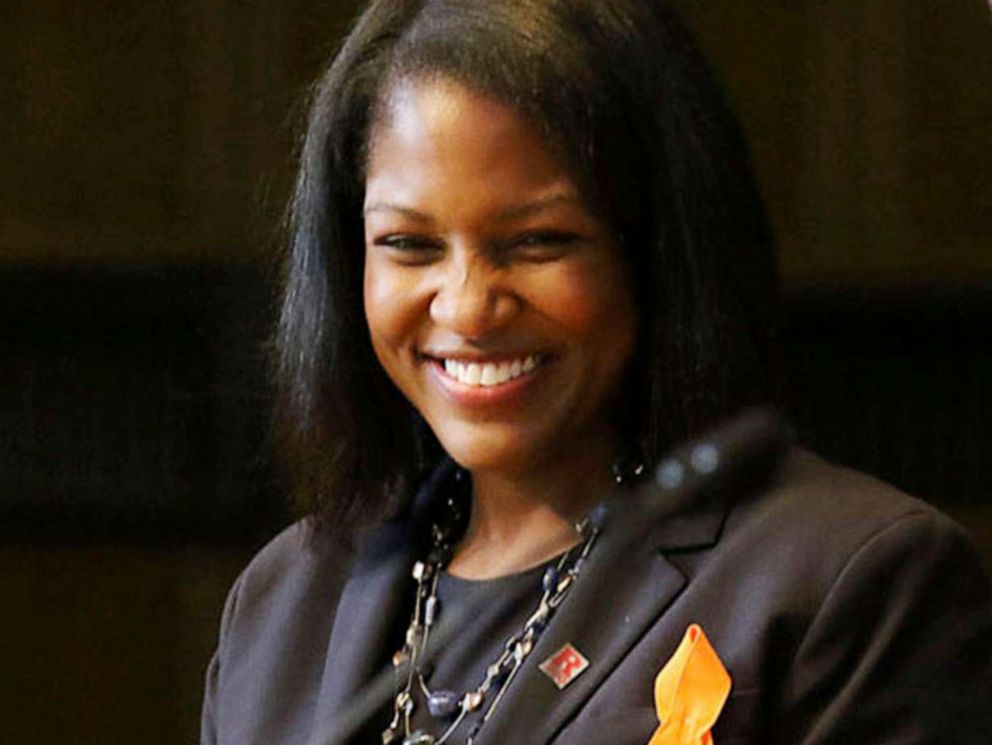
[363,77,636,477]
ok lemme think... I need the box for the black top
[372,560,558,743]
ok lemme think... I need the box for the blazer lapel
[309,460,462,740]
[476,497,728,745]
[310,521,416,737]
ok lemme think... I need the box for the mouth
[429,354,545,388]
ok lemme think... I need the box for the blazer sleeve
[200,567,246,745]
[776,510,992,745]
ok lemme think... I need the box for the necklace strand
[382,511,600,745]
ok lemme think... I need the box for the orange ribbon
[648,624,732,745]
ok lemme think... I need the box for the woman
[201,1,992,744]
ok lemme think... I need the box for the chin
[432,424,544,476]
[441,443,535,476]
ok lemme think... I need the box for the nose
[428,249,521,339]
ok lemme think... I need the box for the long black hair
[275,0,779,539]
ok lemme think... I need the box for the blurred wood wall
[2,0,988,279]
[1,0,364,266]
[678,0,992,285]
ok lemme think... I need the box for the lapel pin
[539,643,590,689]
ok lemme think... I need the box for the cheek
[363,282,416,415]
[532,261,637,347]
[363,257,408,351]
[363,260,424,400]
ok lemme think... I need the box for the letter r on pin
[539,643,590,689]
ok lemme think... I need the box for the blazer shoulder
[719,447,984,605]
[219,519,351,641]
[750,447,956,542]
[764,454,992,744]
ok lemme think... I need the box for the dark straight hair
[274,0,779,539]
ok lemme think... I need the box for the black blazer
[201,451,992,745]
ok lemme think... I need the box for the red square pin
[539,643,590,689]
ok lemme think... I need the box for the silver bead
[527,605,550,630]
[513,643,525,663]
[463,691,484,711]
[427,690,459,718]
[424,596,439,626]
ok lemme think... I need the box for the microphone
[601,407,791,534]
[312,407,791,745]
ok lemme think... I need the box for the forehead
[370,76,556,165]
[364,77,583,211]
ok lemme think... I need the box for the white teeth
[479,363,499,386]
[441,355,542,387]
[464,362,481,385]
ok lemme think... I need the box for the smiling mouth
[436,355,544,387]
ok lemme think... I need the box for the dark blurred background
[1,1,990,743]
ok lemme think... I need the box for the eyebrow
[362,203,434,222]
[362,192,582,222]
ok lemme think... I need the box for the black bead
[542,566,559,593]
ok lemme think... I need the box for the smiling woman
[363,78,636,543]
[200,2,992,744]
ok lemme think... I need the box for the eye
[517,231,576,245]
[373,234,444,263]
[375,234,437,250]
[505,231,582,261]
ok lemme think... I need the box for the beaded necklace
[382,480,602,745]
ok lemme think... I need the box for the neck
[446,438,618,580]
